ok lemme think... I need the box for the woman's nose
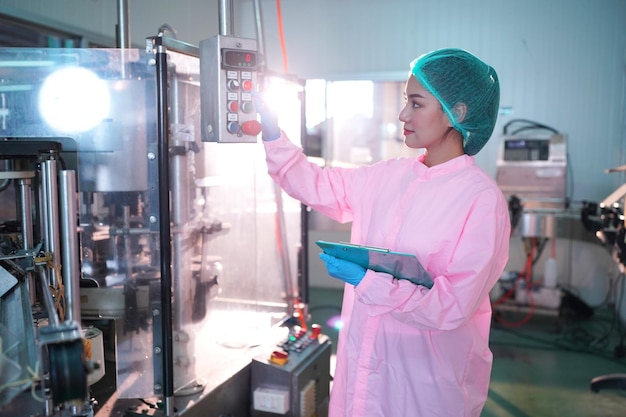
[398,106,409,122]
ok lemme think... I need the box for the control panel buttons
[226,121,239,134]
[228,101,239,112]
[240,101,254,113]
[223,69,255,137]
[277,324,324,353]
[241,79,253,92]
[309,324,322,339]
[269,350,289,366]
[227,79,240,90]
[241,120,262,136]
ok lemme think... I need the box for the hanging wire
[502,119,559,136]
[275,0,289,73]
[492,238,538,327]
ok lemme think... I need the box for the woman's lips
[403,128,414,136]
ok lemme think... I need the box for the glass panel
[0,46,301,405]
[0,47,160,398]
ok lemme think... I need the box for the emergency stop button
[269,350,288,366]
[241,120,262,136]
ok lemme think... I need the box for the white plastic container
[543,257,558,288]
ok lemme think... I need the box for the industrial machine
[493,120,570,315]
[0,33,330,417]
[496,119,568,210]
[587,173,626,392]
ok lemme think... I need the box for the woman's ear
[452,103,467,123]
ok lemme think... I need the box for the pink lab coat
[264,134,511,417]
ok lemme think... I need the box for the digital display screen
[503,138,550,161]
[505,139,527,149]
[222,49,257,69]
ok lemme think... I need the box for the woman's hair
[410,48,500,155]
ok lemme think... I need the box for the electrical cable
[275,0,289,73]
[502,119,559,136]
[493,289,621,355]
[492,239,537,327]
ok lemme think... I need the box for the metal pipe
[122,205,133,279]
[169,71,197,389]
[274,183,295,313]
[37,266,60,327]
[218,0,234,36]
[169,73,189,330]
[59,170,81,324]
[41,158,61,287]
[117,0,130,48]
[252,0,266,71]
[19,178,33,252]
[19,178,36,305]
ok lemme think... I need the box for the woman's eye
[412,101,421,108]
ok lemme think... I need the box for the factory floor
[307,287,626,417]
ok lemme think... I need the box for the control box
[495,134,568,209]
[251,326,332,417]
[199,35,261,143]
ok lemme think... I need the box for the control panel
[251,324,331,417]
[199,35,262,143]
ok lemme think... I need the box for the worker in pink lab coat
[257,48,510,417]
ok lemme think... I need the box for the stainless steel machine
[493,120,570,314]
[496,120,568,210]
[0,34,330,417]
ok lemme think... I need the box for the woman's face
[399,75,453,151]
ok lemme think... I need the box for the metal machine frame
[0,34,329,417]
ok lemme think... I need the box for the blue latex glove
[319,253,366,286]
[253,92,281,141]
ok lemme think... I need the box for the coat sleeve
[353,190,511,331]
[264,134,357,224]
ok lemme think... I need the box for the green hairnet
[410,48,500,155]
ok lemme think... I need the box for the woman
[258,48,510,417]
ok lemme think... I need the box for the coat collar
[414,153,475,179]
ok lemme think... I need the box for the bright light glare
[263,77,303,146]
[327,80,374,120]
[305,79,326,129]
[39,67,110,133]
[327,315,343,330]
[304,79,374,131]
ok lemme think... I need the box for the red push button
[269,350,288,366]
[242,79,253,91]
[309,323,322,339]
[228,101,239,112]
[241,120,262,136]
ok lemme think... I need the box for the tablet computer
[315,240,433,288]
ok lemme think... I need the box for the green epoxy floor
[308,287,626,417]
